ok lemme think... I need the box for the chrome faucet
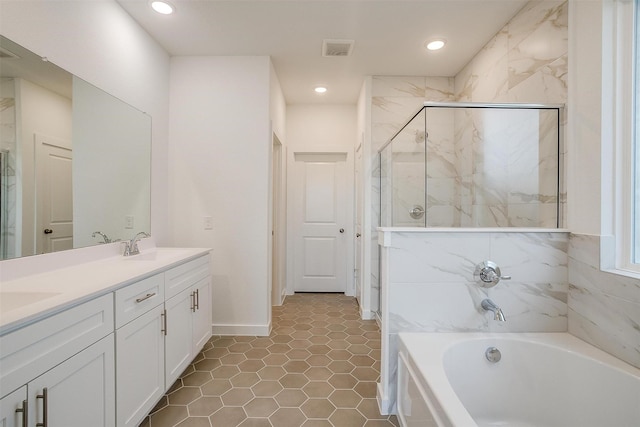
[123,231,150,256]
[92,231,111,244]
[481,298,506,322]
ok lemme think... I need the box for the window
[609,0,640,274]
[634,0,640,265]
[619,0,640,272]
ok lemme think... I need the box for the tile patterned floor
[140,293,398,427]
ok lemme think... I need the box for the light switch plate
[125,215,134,229]
[203,216,213,230]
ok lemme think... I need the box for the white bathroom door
[291,151,348,293]
[35,134,73,254]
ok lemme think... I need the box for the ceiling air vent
[322,39,354,57]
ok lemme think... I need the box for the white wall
[0,0,171,245]
[286,104,357,148]
[567,0,602,235]
[169,56,275,335]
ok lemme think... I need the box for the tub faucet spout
[481,298,506,322]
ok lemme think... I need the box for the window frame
[613,0,640,274]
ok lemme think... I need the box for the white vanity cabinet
[0,249,212,427]
[164,257,212,387]
[0,386,27,427]
[0,293,115,427]
[28,334,115,427]
[115,273,165,427]
[116,253,212,426]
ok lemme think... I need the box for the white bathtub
[396,333,640,427]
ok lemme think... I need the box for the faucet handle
[121,241,132,256]
[474,261,510,288]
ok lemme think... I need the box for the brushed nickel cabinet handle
[135,292,156,303]
[190,292,196,312]
[36,388,48,427]
[195,289,199,310]
[15,399,27,427]
[161,309,167,336]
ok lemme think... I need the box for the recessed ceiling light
[151,0,174,14]
[314,86,327,94]
[425,39,446,51]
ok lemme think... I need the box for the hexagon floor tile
[140,293,398,427]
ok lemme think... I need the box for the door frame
[286,144,355,296]
[271,134,286,306]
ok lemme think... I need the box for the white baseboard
[360,308,375,320]
[212,322,271,336]
[377,382,393,415]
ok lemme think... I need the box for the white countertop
[0,247,210,335]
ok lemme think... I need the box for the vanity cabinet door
[192,277,212,352]
[0,386,27,427]
[28,334,115,427]
[164,287,194,388]
[116,305,165,427]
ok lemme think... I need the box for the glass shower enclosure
[379,102,563,228]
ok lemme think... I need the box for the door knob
[339,228,344,233]
[43,229,53,234]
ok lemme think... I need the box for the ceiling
[117,0,529,104]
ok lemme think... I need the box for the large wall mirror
[0,35,151,260]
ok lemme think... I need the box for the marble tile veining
[568,234,640,369]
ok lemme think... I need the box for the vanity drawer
[165,255,210,299]
[0,293,114,398]
[115,273,164,328]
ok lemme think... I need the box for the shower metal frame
[378,101,565,228]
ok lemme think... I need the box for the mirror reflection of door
[35,133,73,254]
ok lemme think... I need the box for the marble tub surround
[0,242,210,333]
[568,234,640,369]
[376,228,569,414]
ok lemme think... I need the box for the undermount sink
[0,291,62,312]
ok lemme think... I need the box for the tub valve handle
[474,261,510,288]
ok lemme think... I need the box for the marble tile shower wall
[371,76,455,312]
[568,234,640,369]
[453,108,560,228]
[369,0,568,313]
